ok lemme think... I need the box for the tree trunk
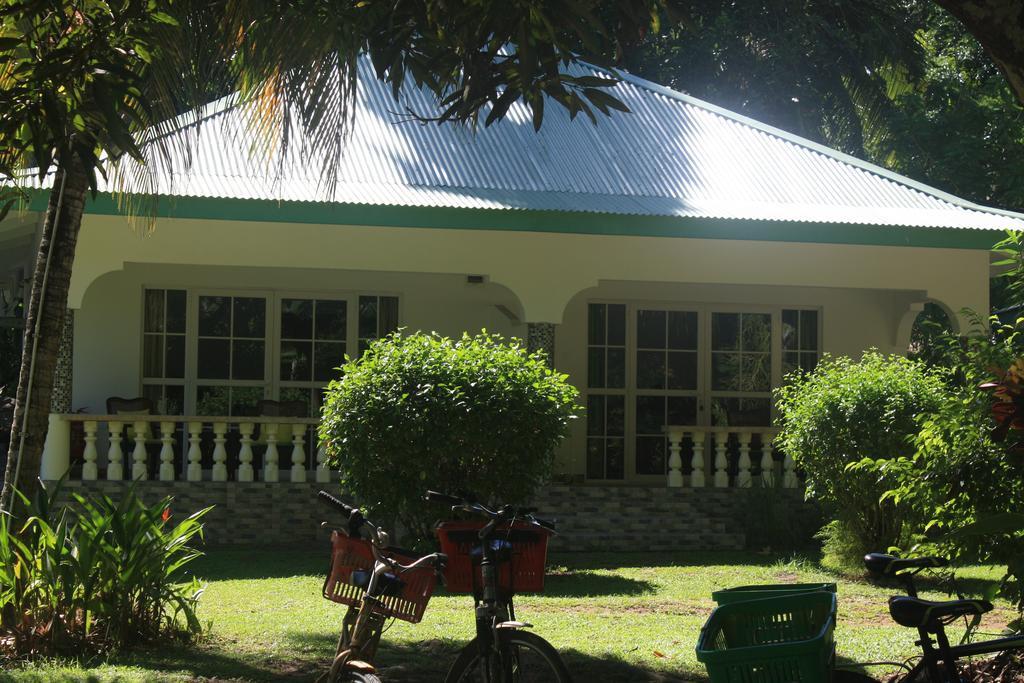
[0,160,90,513]
[934,0,1024,107]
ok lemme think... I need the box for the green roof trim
[28,190,1003,250]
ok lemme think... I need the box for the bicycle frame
[318,491,445,681]
[890,569,1024,683]
[472,519,528,679]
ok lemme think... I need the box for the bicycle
[425,490,573,683]
[833,552,1024,683]
[317,490,447,683]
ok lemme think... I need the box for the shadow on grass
[190,544,327,581]
[543,571,656,597]
[549,551,783,572]
[0,639,312,683]
[286,630,703,683]
[190,546,782,584]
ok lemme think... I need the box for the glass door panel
[708,311,772,427]
[635,308,699,475]
[195,293,269,416]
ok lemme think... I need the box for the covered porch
[29,207,990,492]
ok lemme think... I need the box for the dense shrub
[320,331,580,544]
[886,320,1024,620]
[0,483,209,657]
[775,351,950,569]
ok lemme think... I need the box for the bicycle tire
[832,669,878,683]
[317,670,382,683]
[445,630,572,683]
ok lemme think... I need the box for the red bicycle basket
[321,531,437,624]
[435,520,552,594]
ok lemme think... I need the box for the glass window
[637,309,697,390]
[195,294,268,416]
[279,298,350,416]
[357,296,399,355]
[586,303,627,479]
[587,303,626,389]
[141,288,187,414]
[711,312,771,393]
[783,309,820,377]
[586,394,625,480]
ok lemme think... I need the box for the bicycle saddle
[864,553,949,575]
[888,595,993,630]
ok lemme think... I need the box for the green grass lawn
[1,548,1015,682]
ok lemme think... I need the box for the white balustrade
[713,436,729,488]
[237,422,255,482]
[107,421,124,481]
[316,441,331,483]
[263,424,280,483]
[691,433,706,487]
[211,422,228,482]
[82,420,98,481]
[760,436,775,486]
[186,421,203,482]
[131,420,148,481]
[736,432,752,487]
[783,449,798,488]
[159,421,175,481]
[290,424,307,483]
[38,413,320,485]
[666,427,685,487]
[663,426,791,489]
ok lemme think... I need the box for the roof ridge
[584,60,1024,223]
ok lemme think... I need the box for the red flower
[161,508,171,524]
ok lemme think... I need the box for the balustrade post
[713,434,729,487]
[291,424,308,482]
[131,420,149,481]
[186,421,203,482]
[263,424,280,482]
[82,421,98,481]
[107,421,124,481]
[316,441,330,483]
[211,422,228,482]
[760,435,775,487]
[690,431,706,487]
[737,432,753,487]
[237,422,255,482]
[783,450,798,488]
[159,421,175,481]
[666,427,684,488]
[40,413,71,481]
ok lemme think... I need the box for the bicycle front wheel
[445,630,572,683]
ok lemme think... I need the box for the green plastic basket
[712,583,837,606]
[696,591,837,683]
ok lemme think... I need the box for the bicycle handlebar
[423,491,557,537]
[319,491,446,579]
[318,490,357,517]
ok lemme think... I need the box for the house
[3,57,1021,547]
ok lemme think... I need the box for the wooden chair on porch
[105,396,160,477]
[253,399,308,475]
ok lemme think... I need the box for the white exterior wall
[67,212,991,481]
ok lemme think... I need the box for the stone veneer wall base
[54,481,812,550]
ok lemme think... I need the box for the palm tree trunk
[0,160,90,512]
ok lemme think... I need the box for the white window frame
[584,300,822,482]
[139,286,402,415]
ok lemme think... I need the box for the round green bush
[775,350,950,568]
[319,331,580,544]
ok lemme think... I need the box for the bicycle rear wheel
[445,630,572,682]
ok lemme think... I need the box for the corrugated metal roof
[25,56,1024,231]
